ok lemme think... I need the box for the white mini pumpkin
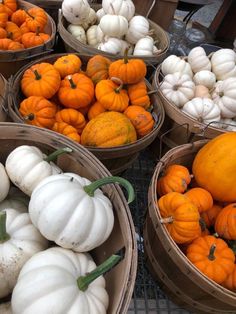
[219,118,236,131]
[212,77,236,118]
[193,70,216,89]
[0,209,48,298]
[182,97,221,124]
[102,0,135,21]
[67,24,87,44]
[211,48,236,80]
[0,163,10,202]
[0,302,12,314]
[62,0,91,25]
[194,85,211,99]
[79,8,97,30]
[97,37,123,54]
[119,39,133,55]
[0,187,29,213]
[125,15,150,44]
[160,72,195,108]
[96,8,105,22]
[188,46,211,73]
[87,25,104,47]
[161,55,193,77]
[99,14,128,38]
[133,36,155,56]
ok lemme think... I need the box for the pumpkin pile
[0,0,51,51]
[156,132,236,292]
[159,47,236,131]
[18,53,156,147]
[62,0,162,56]
[0,144,135,312]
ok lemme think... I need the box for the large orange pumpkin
[86,55,111,84]
[215,203,236,240]
[192,133,236,202]
[55,108,86,134]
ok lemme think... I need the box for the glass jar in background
[167,19,186,55]
[176,28,206,56]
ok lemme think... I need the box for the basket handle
[145,0,156,18]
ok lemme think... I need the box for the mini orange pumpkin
[201,203,222,228]
[157,164,191,196]
[186,235,235,284]
[53,54,82,78]
[127,80,151,109]
[20,21,30,34]
[21,27,50,48]
[11,9,27,26]
[0,38,12,49]
[185,187,213,214]
[0,27,7,38]
[221,264,236,292]
[21,63,61,99]
[25,7,47,32]
[5,21,22,42]
[215,203,236,240]
[8,40,24,50]
[19,96,57,129]
[124,105,155,137]
[0,4,8,28]
[1,0,17,17]
[52,122,80,143]
[87,101,106,120]
[55,108,86,134]
[86,55,111,84]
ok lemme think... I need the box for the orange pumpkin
[5,21,22,42]
[21,27,50,48]
[0,0,17,17]
[53,54,82,78]
[0,38,12,49]
[20,21,30,34]
[86,55,111,84]
[186,235,235,284]
[215,203,236,240]
[95,78,129,112]
[0,27,7,38]
[81,111,137,147]
[157,164,191,196]
[58,73,94,109]
[52,122,80,143]
[55,108,86,134]
[8,40,24,50]
[25,7,47,32]
[87,101,106,120]
[221,264,236,292]
[158,192,201,244]
[19,96,57,129]
[21,63,61,99]
[11,9,27,26]
[0,4,8,28]
[124,105,154,137]
[201,203,222,228]
[127,80,151,109]
[185,187,213,214]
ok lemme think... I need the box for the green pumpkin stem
[0,212,10,243]
[44,147,73,162]
[24,113,35,121]
[68,76,77,89]
[199,217,207,232]
[77,254,121,292]
[123,48,129,64]
[208,244,216,261]
[83,176,135,204]
[110,77,123,93]
[34,70,41,81]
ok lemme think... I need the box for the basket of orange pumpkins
[8,52,165,174]
[144,132,236,314]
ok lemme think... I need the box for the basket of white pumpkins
[0,122,137,314]
[58,0,169,64]
[152,47,236,147]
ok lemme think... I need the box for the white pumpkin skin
[194,85,211,99]
[5,146,63,196]
[193,70,216,89]
[62,0,91,25]
[12,247,109,314]
[212,77,236,118]
[0,302,12,314]
[0,187,29,213]
[133,36,154,56]
[0,163,10,202]
[28,173,114,252]
[0,209,48,298]
[125,15,149,44]
[97,37,122,54]
[119,39,133,55]
[219,118,236,130]
[96,8,105,22]
[99,14,128,38]
[87,25,104,47]
[161,55,193,77]
[79,8,97,30]
[160,72,195,108]
[211,48,236,80]
[67,24,87,44]
[188,46,211,73]
[102,0,135,21]
[182,97,221,124]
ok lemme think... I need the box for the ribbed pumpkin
[221,264,236,292]
[186,235,235,284]
[21,63,61,99]
[8,40,24,50]
[53,54,82,78]
[157,164,191,196]
[158,192,201,244]
[55,108,86,134]
[127,80,151,109]
[124,105,155,137]
[19,96,57,129]
[21,28,50,48]
[86,55,111,84]
[81,111,137,147]
[0,5,8,28]
[87,101,106,120]
[25,7,47,32]
[11,9,27,26]
[192,133,236,202]
[5,21,22,42]
[52,122,80,143]
[0,38,12,49]
[58,73,94,109]
[215,203,236,240]
[185,187,213,214]
[0,27,7,38]
[201,203,222,228]
[1,0,17,17]
[20,21,30,34]
[95,78,129,112]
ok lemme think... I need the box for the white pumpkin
[212,77,236,118]
[160,72,195,108]
[0,163,10,202]
[87,25,104,47]
[125,15,150,44]
[102,0,135,21]
[133,36,155,56]
[97,37,123,54]
[211,48,236,80]
[79,8,97,30]
[67,24,87,44]
[12,247,120,314]
[0,209,48,298]
[0,187,29,213]
[96,8,105,22]
[194,85,211,99]
[99,14,128,38]
[119,39,133,55]
[161,55,193,77]
[62,0,91,25]
[187,46,211,73]
[219,118,236,130]
[5,145,67,196]
[182,97,221,124]
[193,70,216,89]
[0,302,12,314]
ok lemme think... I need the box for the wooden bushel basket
[8,53,165,175]
[143,140,236,314]
[0,74,8,122]
[0,122,137,314]
[0,0,56,79]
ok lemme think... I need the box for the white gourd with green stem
[29,172,135,252]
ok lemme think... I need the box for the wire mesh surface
[122,148,191,314]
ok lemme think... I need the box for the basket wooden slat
[0,74,7,122]
[143,140,236,314]
[8,52,165,174]
[0,122,137,314]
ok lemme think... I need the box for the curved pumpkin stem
[33,70,41,81]
[0,212,10,243]
[77,254,121,291]
[83,176,135,204]
[208,244,216,261]
[110,77,123,93]
[160,216,174,224]
[67,75,77,89]
[44,147,73,162]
